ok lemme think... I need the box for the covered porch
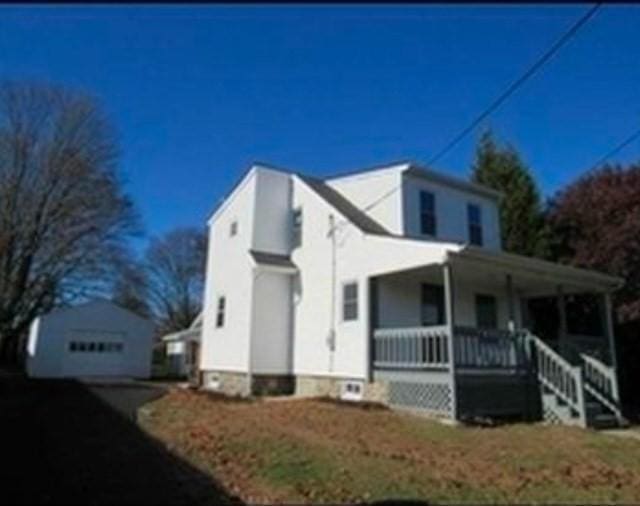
[368,247,623,425]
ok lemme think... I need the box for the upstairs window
[475,294,498,329]
[342,282,359,321]
[467,203,483,246]
[420,191,437,236]
[292,207,303,249]
[421,284,446,326]
[229,220,238,237]
[216,296,226,328]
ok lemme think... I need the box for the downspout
[327,214,337,373]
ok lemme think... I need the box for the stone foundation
[202,370,250,397]
[201,370,295,397]
[295,375,390,404]
[251,374,295,396]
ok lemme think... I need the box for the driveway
[0,372,239,505]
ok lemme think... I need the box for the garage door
[63,330,127,377]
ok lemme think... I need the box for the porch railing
[373,326,449,370]
[580,353,622,421]
[373,326,528,371]
[528,333,586,426]
[453,326,528,370]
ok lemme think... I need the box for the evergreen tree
[471,130,548,257]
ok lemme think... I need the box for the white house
[161,313,202,378]
[199,161,625,428]
[26,299,154,379]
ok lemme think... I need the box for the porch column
[443,262,458,420]
[556,285,568,356]
[602,292,619,370]
[506,274,516,332]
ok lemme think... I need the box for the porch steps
[585,400,621,430]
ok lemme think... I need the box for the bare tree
[111,259,150,319]
[144,227,206,334]
[0,81,138,361]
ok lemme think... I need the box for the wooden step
[588,413,620,430]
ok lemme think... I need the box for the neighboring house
[26,299,154,379]
[200,161,624,429]
[160,313,202,378]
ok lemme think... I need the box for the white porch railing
[372,326,528,371]
[373,326,449,370]
[528,334,586,427]
[581,353,622,421]
[454,326,528,370]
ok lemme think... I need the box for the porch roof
[449,246,623,294]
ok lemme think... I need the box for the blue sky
[1,5,638,246]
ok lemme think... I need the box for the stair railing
[580,353,623,422]
[527,333,587,427]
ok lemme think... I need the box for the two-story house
[200,162,624,428]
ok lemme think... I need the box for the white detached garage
[26,299,155,379]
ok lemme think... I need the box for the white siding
[250,271,292,374]
[290,176,456,380]
[327,166,405,235]
[26,300,154,379]
[201,170,257,373]
[402,173,502,250]
[377,271,522,330]
[252,169,293,254]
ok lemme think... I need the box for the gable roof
[296,175,391,236]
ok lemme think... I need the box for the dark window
[420,191,437,236]
[468,203,483,246]
[342,282,358,321]
[421,284,446,326]
[78,342,87,352]
[230,221,238,237]
[87,342,96,352]
[216,296,226,328]
[97,342,105,352]
[292,208,303,249]
[69,342,78,352]
[476,294,498,329]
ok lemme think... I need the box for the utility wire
[335,4,603,224]
[329,4,603,232]
[426,3,602,167]
[588,126,640,170]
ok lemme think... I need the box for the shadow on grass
[0,372,242,505]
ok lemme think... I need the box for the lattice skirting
[388,381,453,416]
[543,405,564,425]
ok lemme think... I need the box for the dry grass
[140,389,640,504]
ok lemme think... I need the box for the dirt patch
[140,389,640,504]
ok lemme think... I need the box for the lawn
[139,389,640,504]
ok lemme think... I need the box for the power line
[330,4,604,233]
[426,3,602,167]
[589,126,640,170]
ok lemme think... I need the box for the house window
[230,220,238,237]
[292,207,303,249]
[420,191,437,236]
[421,284,446,326]
[468,203,483,246]
[216,296,226,328]
[475,294,498,329]
[342,282,358,321]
